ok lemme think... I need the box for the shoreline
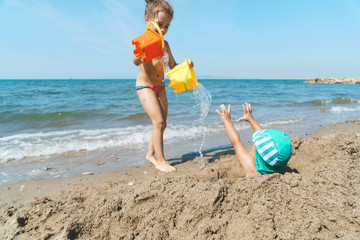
[0,116,329,187]
[1,119,359,207]
[0,143,241,208]
[1,119,359,239]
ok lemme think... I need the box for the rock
[304,78,360,84]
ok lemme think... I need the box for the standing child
[133,0,193,172]
[216,103,292,176]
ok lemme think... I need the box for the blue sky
[1,0,359,79]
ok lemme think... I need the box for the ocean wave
[262,118,304,127]
[0,123,227,163]
[0,110,109,125]
[0,116,304,163]
[301,97,359,106]
[306,99,332,106]
[321,105,360,113]
[120,112,149,120]
[332,97,359,104]
[32,89,62,95]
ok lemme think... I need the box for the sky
[0,0,359,79]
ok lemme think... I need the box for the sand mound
[1,130,359,239]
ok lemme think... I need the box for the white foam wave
[320,100,332,105]
[0,116,304,162]
[0,123,226,163]
[327,105,360,113]
[262,118,304,127]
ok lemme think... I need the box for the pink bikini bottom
[136,85,165,96]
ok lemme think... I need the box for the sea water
[192,85,212,161]
[1,79,359,185]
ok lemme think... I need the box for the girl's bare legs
[147,89,167,165]
[137,88,175,172]
[147,138,157,165]
[153,89,175,172]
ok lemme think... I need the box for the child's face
[145,11,172,36]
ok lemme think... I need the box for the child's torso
[136,49,168,87]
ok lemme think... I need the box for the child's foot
[155,161,176,173]
[146,154,158,166]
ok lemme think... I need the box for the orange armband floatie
[131,22,164,62]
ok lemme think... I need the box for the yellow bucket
[167,60,200,93]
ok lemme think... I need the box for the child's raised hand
[186,59,194,68]
[238,102,253,122]
[216,104,231,122]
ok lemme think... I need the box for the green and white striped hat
[252,129,292,174]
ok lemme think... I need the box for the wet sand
[1,120,359,239]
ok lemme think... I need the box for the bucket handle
[146,22,165,50]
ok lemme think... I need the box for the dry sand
[1,120,359,239]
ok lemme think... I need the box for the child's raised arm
[238,102,262,132]
[165,41,193,70]
[216,104,257,176]
[216,104,241,148]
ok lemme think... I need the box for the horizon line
[0,78,309,80]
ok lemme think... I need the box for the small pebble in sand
[35,196,49,203]
[43,167,58,172]
[82,172,95,176]
[128,180,136,186]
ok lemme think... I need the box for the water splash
[192,85,212,166]
[193,85,212,122]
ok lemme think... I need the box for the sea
[1,79,359,185]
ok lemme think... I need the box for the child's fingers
[216,105,225,115]
[228,104,231,113]
[245,102,251,112]
[244,103,250,113]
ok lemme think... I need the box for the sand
[1,120,359,239]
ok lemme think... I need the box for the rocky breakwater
[305,78,360,84]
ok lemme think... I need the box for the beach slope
[1,120,359,239]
